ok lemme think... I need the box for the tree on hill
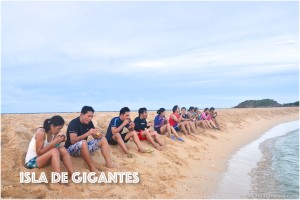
[234,99,282,108]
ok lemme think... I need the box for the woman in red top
[169,105,190,135]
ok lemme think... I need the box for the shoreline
[1,107,299,198]
[173,107,299,198]
[212,120,299,199]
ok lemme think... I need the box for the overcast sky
[2,1,299,113]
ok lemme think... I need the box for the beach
[1,107,299,199]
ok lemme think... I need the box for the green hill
[234,99,299,108]
[283,101,299,107]
[234,99,281,108]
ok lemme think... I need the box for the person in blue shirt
[154,108,184,142]
[105,107,147,157]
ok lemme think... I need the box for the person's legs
[112,133,129,154]
[179,123,188,135]
[194,121,198,129]
[201,120,209,129]
[36,148,61,172]
[124,131,147,153]
[80,140,98,172]
[189,121,197,133]
[195,121,200,128]
[184,121,192,134]
[160,124,168,135]
[213,118,220,128]
[209,120,218,129]
[205,120,213,128]
[151,131,164,146]
[58,147,74,176]
[97,138,115,168]
[170,126,180,138]
[67,140,98,172]
[142,130,162,150]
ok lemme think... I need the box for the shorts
[137,130,147,141]
[174,126,180,132]
[25,157,38,169]
[67,139,102,157]
[155,127,162,134]
[108,132,130,145]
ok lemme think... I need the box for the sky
[1,1,299,113]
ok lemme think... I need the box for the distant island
[234,99,299,108]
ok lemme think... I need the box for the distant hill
[234,99,299,108]
[283,101,299,107]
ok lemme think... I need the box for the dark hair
[81,106,95,114]
[43,115,65,132]
[194,107,199,112]
[120,107,130,115]
[138,107,147,115]
[204,108,209,112]
[157,108,165,115]
[188,106,194,111]
[172,105,179,113]
[209,107,215,111]
[181,107,186,110]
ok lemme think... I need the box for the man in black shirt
[65,106,115,172]
[105,107,147,157]
[134,107,163,150]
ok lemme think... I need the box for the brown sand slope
[1,107,298,198]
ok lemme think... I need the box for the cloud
[2,1,299,113]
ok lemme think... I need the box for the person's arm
[154,116,159,128]
[35,130,64,156]
[92,129,102,139]
[69,121,96,144]
[214,112,218,117]
[70,129,95,144]
[112,120,129,134]
[146,120,152,128]
[127,122,135,131]
[181,115,189,121]
[187,113,194,121]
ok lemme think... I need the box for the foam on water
[212,120,299,199]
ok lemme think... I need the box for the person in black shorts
[105,107,147,157]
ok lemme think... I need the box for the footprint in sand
[188,153,202,161]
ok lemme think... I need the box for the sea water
[213,121,299,199]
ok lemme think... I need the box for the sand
[1,107,299,199]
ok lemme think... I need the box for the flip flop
[177,137,184,142]
[170,135,177,141]
[146,149,154,153]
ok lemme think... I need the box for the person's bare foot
[90,167,100,173]
[154,144,162,151]
[106,163,117,168]
[138,148,147,153]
